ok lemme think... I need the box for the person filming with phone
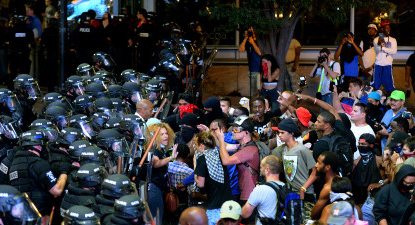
[309,48,341,106]
[373,20,397,93]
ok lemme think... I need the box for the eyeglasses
[232,126,244,133]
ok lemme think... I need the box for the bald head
[179,207,208,225]
[136,99,154,121]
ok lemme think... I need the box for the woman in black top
[145,122,177,223]
[259,54,280,111]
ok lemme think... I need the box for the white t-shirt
[248,180,285,225]
[350,123,376,160]
[316,61,341,95]
[373,36,397,66]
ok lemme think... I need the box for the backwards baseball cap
[294,107,311,128]
[359,133,376,145]
[230,115,254,133]
[368,24,378,30]
[387,131,409,148]
[368,92,381,101]
[327,201,354,225]
[220,200,242,221]
[388,90,405,101]
[275,118,300,136]
[381,20,390,27]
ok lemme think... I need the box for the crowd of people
[2,3,415,225]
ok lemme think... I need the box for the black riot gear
[85,83,107,99]
[19,130,44,148]
[68,140,92,161]
[13,74,42,104]
[45,106,70,130]
[94,97,114,115]
[90,113,110,132]
[69,114,96,139]
[101,174,134,199]
[73,94,94,115]
[65,75,86,96]
[92,51,116,72]
[107,85,122,98]
[0,88,21,114]
[122,82,144,105]
[57,127,84,145]
[63,205,100,225]
[76,63,95,77]
[48,101,72,113]
[30,119,59,142]
[104,118,122,131]
[120,69,139,84]
[42,92,63,105]
[76,163,108,188]
[79,146,107,166]
[95,70,116,85]
[137,73,151,88]
[113,194,143,219]
[110,98,129,115]
[96,129,127,158]
[0,115,22,140]
[145,78,163,105]
[119,114,145,140]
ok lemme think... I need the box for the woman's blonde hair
[195,132,216,150]
[145,122,175,149]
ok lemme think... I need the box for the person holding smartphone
[373,20,397,93]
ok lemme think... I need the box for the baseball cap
[368,92,381,101]
[220,200,242,221]
[368,24,378,30]
[359,133,376,144]
[230,115,254,133]
[387,131,409,148]
[381,20,390,27]
[327,201,354,225]
[388,90,405,101]
[294,107,311,128]
[275,118,300,136]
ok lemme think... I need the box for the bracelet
[301,186,307,192]
[313,98,317,104]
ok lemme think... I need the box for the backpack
[242,141,270,179]
[260,182,303,225]
[319,134,353,177]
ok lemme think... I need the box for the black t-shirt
[194,155,232,209]
[407,53,415,79]
[151,148,168,188]
[253,108,282,135]
[312,120,347,161]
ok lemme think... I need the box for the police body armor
[9,151,54,215]
[93,194,115,224]
[47,142,72,176]
[60,183,96,216]
[0,146,19,185]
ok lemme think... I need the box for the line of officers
[0,56,174,224]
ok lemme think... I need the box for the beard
[315,167,325,177]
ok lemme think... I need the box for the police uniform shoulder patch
[9,171,18,181]
[46,171,57,183]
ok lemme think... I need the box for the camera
[299,76,307,87]
[373,121,387,133]
[402,111,413,119]
[318,55,328,64]
[329,81,335,92]
[247,31,253,37]
[362,86,371,92]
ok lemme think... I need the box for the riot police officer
[93,174,135,224]
[85,82,107,100]
[0,185,42,224]
[94,97,114,118]
[107,84,123,98]
[96,129,128,167]
[92,51,116,73]
[73,94,94,116]
[0,116,21,184]
[79,145,107,166]
[121,82,143,113]
[13,74,41,129]
[63,205,100,225]
[109,194,148,224]
[70,12,98,65]
[0,88,23,123]
[76,63,95,77]
[45,105,70,130]
[90,112,110,133]
[60,163,108,215]
[9,130,68,215]
[63,75,87,103]
[40,92,63,118]
[69,114,96,139]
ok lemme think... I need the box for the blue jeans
[206,208,221,225]
[373,65,394,92]
[362,196,375,225]
[148,183,164,224]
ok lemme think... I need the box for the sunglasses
[232,126,245,133]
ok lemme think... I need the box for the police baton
[117,156,123,174]
[139,127,161,168]
[153,98,168,119]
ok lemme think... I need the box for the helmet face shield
[78,121,96,139]
[11,193,42,223]
[112,137,129,156]
[0,121,21,139]
[148,91,160,104]
[130,91,144,104]
[24,82,42,100]
[74,82,86,96]
[56,116,69,130]
[42,128,60,142]
[5,94,21,112]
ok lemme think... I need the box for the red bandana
[179,104,198,119]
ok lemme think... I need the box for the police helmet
[42,92,63,105]
[119,114,144,138]
[107,85,122,98]
[85,83,107,99]
[63,205,100,225]
[104,118,122,130]
[57,127,84,145]
[76,63,94,77]
[13,74,41,100]
[30,119,59,141]
[114,194,143,219]
[69,114,96,139]
[110,98,126,114]
[20,130,44,147]
[90,112,110,131]
[65,75,85,95]
[95,70,116,84]
[96,129,122,148]
[121,82,143,103]
[45,106,70,130]
[0,88,21,112]
[137,73,152,87]
[79,146,107,166]
[145,78,162,92]
[120,69,139,84]
[73,94,94,114]
[76,163,108,188]
[0,115,21,140]
[94,97,114,113]
[68,140,92,160]
[48,101,71,113]
[92,52,116,72]
[102,174,134,199]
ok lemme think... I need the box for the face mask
[400,183,414,193]
[179,104,197,119]
[358,145,372,154]
[181,126,196,143]
[402,151,415,159]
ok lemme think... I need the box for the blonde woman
[144,122,177,223]
[194,132,232,225]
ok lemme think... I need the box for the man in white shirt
[135,99,154,122]
[373,20,397,93]
[350,103,375,160]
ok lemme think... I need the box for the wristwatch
[379,180,384,186]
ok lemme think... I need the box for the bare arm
[322,62,339,80]
[332,86,346,114]
[239,36,248,52]
[309,64,318,78]
[49,174,68,196]
[297,94,340,120]
[242,202,256,218]
[218,132,242,166]
[249,38,262,56]
[334,42,344,61]
[268,68,280,83]
[311,184,331,220]
[152,155,172,168]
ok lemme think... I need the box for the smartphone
[362,86,371,92]
[379,33,384,40]
[300,76,306,81]
[329,81,335,92]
